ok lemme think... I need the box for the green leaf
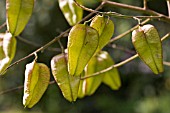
[51,54,80,102]
[58,0,83,26]
[132,24,163,74]
[6,0,34,36]
[27,63,50,108]
[102,51,121,90]
[68,24,99,76]
[90,15,114,52]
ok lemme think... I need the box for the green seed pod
[90,15,114,52]
[0,33,16,75]
[51,53,80,102]
[78,71,85,98]
[23,61,50,108]
[84,53,106,96]
[102,51,121,90]
[132,24,163,74]
[58,0,83,26]
[67,24,99,76]
[6,0,34,36]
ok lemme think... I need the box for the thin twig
[81,32,170,80]
[143,0,148,10]
[17,36,61,52]
[0,1,106,76]
[110,18,150,43]
[58,39,65,53]
[108,44,135,55]
[167,0,170,17]
[0,22,6,30]
[105,1,170,24]
[163,61,170,66]
[0,81,55,95]
[74,0,167,21]
[81,54,138,80]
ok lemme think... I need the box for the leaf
[132,24,163,74]
[51,53,80,102]
[102,51,121,90]
[27,63,50,108]
[68,24,99,76]
[0,33,16,75]
[58,0,83,26]
[6,0,34,36]
[90,15,114,52]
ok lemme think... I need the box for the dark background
[0,0,170,113]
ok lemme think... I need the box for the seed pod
[84,53,105,96]
[58,0,83,26]
[84,51,121,95]
[0,33,16,75]
[90,15,114,52]
[6,0,34,36]
[78,71,85,98]
[51,53,80,102]
[67,24,99,76]
[102,51,121,90]
[23,61,50,108]
[132,24,163,74]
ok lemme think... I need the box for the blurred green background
[1,0,170,113]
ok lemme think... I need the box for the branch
[74,0,168,21]
[81,54,138,80]
[167,0,170,17]
[17,36,61,52]
[110,18,150,43]
[0,22,6,30]
[105,1,170,23]
[81,32,170,80]
[143,0,148,10]
[0,81,55,95]
[0,1,106,76]
[163,61,170,66]
[108,44,135,55]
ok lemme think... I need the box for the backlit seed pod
[132,24,163,74]
[67,24,99,76]
[23,61,50,108]
[58,0,83,26]
[90,15,114,52]
[0,33,16,75]
[6,0,34,36]
[84,51,121,95]
[102,51,121,90]
[78,71,85,98]
[83,53,105,96]
[51,53,80,102]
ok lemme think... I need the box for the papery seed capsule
[102,51,121,90]
[23,61,50,108]
[67,24,99,76]
[90,15,114,52]
[132,24,163,74]
[0,33,16,75]
[6,0,34,36]
[58,0,83,26]
[51,53,80,102]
